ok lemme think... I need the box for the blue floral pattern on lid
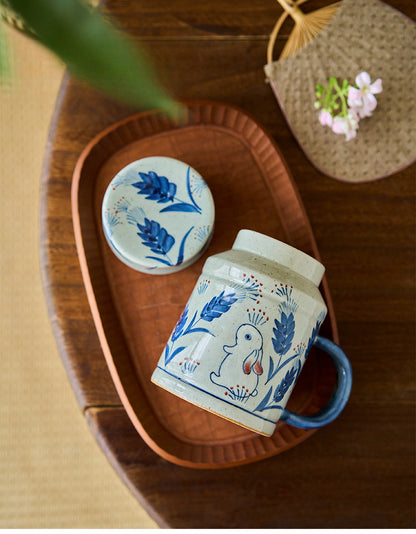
[102,156,215,274]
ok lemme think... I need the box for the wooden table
[40,0,415,528]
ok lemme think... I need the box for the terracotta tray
[71,100,338,469]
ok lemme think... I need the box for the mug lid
[102,156,215,274]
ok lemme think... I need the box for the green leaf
[0,20,12,82]
[7,0,180,117]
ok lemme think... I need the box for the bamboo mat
[0,24,157,528]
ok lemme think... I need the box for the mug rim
[151,365,277,436]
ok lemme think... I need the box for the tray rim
[71,99,339,469]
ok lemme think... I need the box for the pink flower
[318,109,333,127]
[332,112,359,141]
[348,71,383,118]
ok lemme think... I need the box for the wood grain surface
[40,0,415,527]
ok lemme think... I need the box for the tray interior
[73,102,337,467]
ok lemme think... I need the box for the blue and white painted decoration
[152,230,352,436]
[102,156,215,274]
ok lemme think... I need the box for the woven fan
[265,0,416,182]
[267,0,341,62]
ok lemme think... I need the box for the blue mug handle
[280,336,352,429]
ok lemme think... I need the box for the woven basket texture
[265,0,416,182]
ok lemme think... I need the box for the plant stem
[333,78,348,117]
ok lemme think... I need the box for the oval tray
[71,100,338,469]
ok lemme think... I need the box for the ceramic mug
[151,230,352,436]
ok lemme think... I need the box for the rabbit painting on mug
[210,323,264,402]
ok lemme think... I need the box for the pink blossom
[318,109,333,127]
[348,71,383,118]
[332,112,359,141]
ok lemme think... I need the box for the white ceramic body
[151,230,328,436]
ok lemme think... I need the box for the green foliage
[6,0,179,116]
[314,76,350,118]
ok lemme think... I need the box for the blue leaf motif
[305,312,325,359]
[131,167,202,214]
[266,356,275,383]
[200,291,238,322]
[254,386,273,413]
[164,290,238,367]
[145,256,173,266]
[183,326,213,335]
[160,202,201,213]
[165,345,186,365]
[181,311,214,337]
[177,226,194,265]
[272,312,295,356]
[273,366,298,403]
[255,361,301,413]
[132,171,177,204]
[137,218,175,255]
[171,305,189,342]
